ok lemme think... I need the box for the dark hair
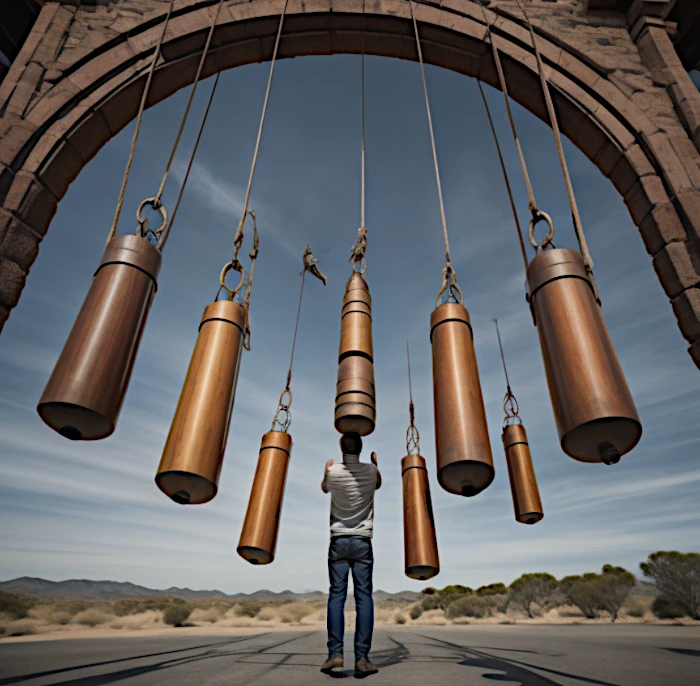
[340,432,363,455]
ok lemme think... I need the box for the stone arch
[0,0,699,365]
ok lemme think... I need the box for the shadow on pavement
[662,648,700,658]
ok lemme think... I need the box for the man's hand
[371,452,382,489]
[322,459,334,493]
[370,452,378,467]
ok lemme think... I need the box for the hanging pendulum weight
[335,29,376,438]
[156,1,290,503]
[402,342,440,581]
[37,1,226,441]
[494,320,543,525]
[238,246,327,565]
[409,1,494,497]
[478,0,641,464]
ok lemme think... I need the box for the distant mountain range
[0,577,421,603]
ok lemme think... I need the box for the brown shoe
[321,654,344,674]
[354,657,378,678]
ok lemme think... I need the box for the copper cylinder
[527,249,642,463]
[502,423,543,525]
[37,235,161,441]
[335,273,376,436]
[155,300,244,505]
[430,302,494,497]
[402,454,440,580]
[237,431,292,565]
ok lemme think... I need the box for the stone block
[0,121,37,167]
[3,171,58,237]
[641,131,694,197]
[652,240,700,299]
[689,339,700,369]
[674,191,700,240]
[0,302,9,332]
[610,144,655,197]
[37,137,85,201]
[671,287,700,343]
[0,259,27,309]
[624,174,669,225]
[0,217,42,272]
[638,202,687,256]
[65,109,113,164]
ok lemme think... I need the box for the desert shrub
[73,609,112,627]
[257,608,277,622]
[566,579,602,619]
[597,565,636,622]
[624,599,646,618]
[4,619,39,636]
[113,597,175,616]
[279,603,314,624]
[509,573,558,618]
[421,587,437,595]
[50,611,73,626]
[189,607,222,624]
[109,611,160,630]
[447,595,497,619]
[641,551,700,620]
[235,600,265,618]
[421,594,441,611]
[394,612,407,625]
[409,605,423,620]
[52,600,94,616]
[163,603,194,627]
[476,583,508,597]
[0,591,35,619]
[651,596,687,619]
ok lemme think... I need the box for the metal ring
[278,388,292,411]
[528,210,555,250]
[353,256,367,276]
[219,262,246,300]
[136,197,168,235]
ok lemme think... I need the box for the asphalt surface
[0,625,698,685]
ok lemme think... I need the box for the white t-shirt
[325,455,379,539]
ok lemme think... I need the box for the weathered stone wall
[0,0,699,365]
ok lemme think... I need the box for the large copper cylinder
[502,423,543,525]
[155,300,244,505]
[401,454,440,580]
[37,235,161,441]
[335,273,376,436]
[430,303,494,497]
[237,431,292,565]
[527,249,641,463]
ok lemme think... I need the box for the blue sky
[1,55,698,594]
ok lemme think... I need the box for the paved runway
[0,625,698,685]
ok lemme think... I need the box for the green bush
[624,600,646,618]
[509,573,558,619]
[446,595,497,619]
[394,612,407,625]
[73,609,111,627]
[651,596,687,619]
[476,583,507,597]
[409,605,423,620]
[235,600,265,618]
[52,600,93,616]
[113,597,173,616]
[0,591,35,619]
[641,551,700,620]
[163,603,194,627]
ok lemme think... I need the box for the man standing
[320,431,381,678]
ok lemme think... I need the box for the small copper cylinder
[402,454,440,581]
[527,249,642,463]
[237,431,292,565]
[155,300,245,505]
[335,273,376,436]
[430,302,494,497]
[502,423,543,525]
[37,235,161,441]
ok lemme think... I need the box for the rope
[158,72,220,251]
[230,0,290,262]
[241,212,259,350]
[477,80,529,272]
[514,0,600,301]
[152,0,225,209]
[107,0,175,244]
[361,7,367,231]
[494,318,520,427]
[405,339,420,455]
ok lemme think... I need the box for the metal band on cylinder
[527,249,642,463]
[155,299,245,504]
[430,302,494,497]
[401,454,440,580]
[37,235,162,441]
[237,430,292,565]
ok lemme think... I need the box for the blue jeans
[327,535,374,661]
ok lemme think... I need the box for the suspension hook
[528,210,555,252]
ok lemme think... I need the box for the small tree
[0,591,34,620]
[509,573,558,618]
[476,583,508,596]
[596,565,635,623]
[651,596,687,619]
[640,551,700,620]
[163,602,193,627]
[566,578,602,619]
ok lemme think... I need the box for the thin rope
[360,7,367,230]
[409,0,450,265]
[514,0,599,300]
[406,339,420,455]
[107,0,175,244]
[494,318,520,424]
[231,0,290,260]
[285,269,306,391]
[159,72,220,251]
[494,318,511,391]
[152,0,225,207]
[477,80,528,272]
